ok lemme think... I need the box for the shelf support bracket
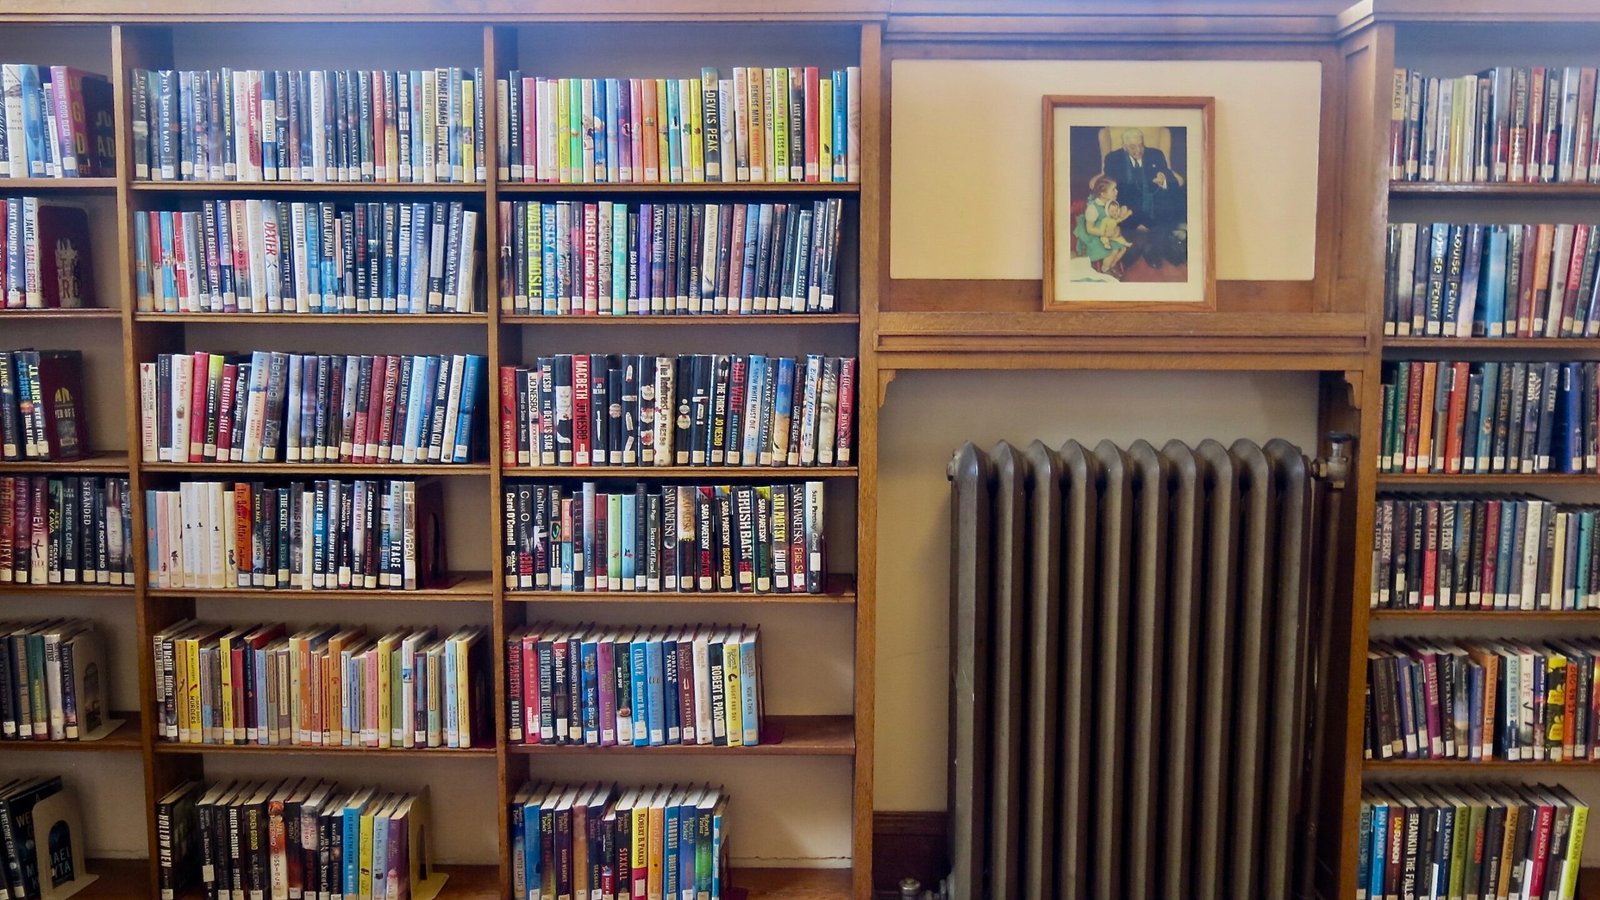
[1339,369,1363,411]
[877,369,898,410]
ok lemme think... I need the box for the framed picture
[1042,95,1216,309]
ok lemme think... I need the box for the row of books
[1371,495,1600,611]
[496,66,861,185]
[497,198,846,317]
[152,621,489,750]
[134,200,483,315]
[506,624,762,748]
[0,620,108,743]
[0,476,133,586]
[502,482,827,595]
[0,350,88,462]
[3,201,96,310]
[1383,222,1600,338]
[139,352,487,466]
[0,65,115,179]
[159,779,436,900]
[143,480,444,592]
[1367,638,1600,762]
[133,68,488,184]
[510,782,729,900]
[1358,784,1588,900]
[1379,360,1600,475]
[1390,66,1600,184]
[501,354,855,469]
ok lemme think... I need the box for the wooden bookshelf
[1365,758,1600,772]
[1390,180,1600,199]
[1383,337,1600,354]
[0,11,881,897]
[509,715,854,756]
[1376,472,1600,487]
[0,452,130,472]
[1371,608,1600,621]
[0,714,140,752]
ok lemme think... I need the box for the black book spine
[591,354,610,467]
[689,355,712,466]
[622,355,642,465]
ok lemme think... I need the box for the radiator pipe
[1299,432,1353,898]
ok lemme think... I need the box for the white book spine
[44,632,65,740]
[170,354,193,464]
[208,481,227,589]
[436,355,464,463]
[846,66,861,182]
[140,363,160,462]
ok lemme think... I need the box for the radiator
[947,438,1335,900]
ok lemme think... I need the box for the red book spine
[1564,225,1591,335]
[592,491,607,592]
[376,355,400,461]
[234,483,252,586]
[1443,361,1470,474]
[572,355,592,466]
[1403,361,1424,472]
[522,78,538,183]
[641,78,660,182]
[0,478,13,581]
[835,357,856,465]
[521,635,539,744]
[582,202,599,314]
[1421,501,1439,609]
[231,643,247,742]
[188,352,210,462]
[216,364,239,459]
[1528,67,1547,182]
[1480,500,1501,610]
[804,67,820,182]
[248,75,264,176]
[372,72,387,181]
[499,366,518,462]
[1529,803,1555,896]
[351,356,373,464]
[172,213,192,312]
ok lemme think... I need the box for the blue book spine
[612,202,628,313]
[1566,362,1584,472]
[740,637,760,745]
[407,202,428,308]
[261,73,277,180]
[1482,226,1508,336]
[445,636,460,747]
[1458,223,1483,336]
[621,492,637,583]
[343,800,364,894]
[605,78,622,183]
[144,492,160,578]
[592,78,608,182]
[19,66,45,177]
[522,799,541,898]
[711,810,724,899]
[1496,502,1519,605]
[255,644,270,744]
[740,203,760,311]
[630,640,650,745]
[832,71,848,180]
[662,637,681,743]
[645,637,666,745]
[454,354,484,462]
[773,358,796,461]
[742,356,766,462]
[665,82,683,180]
[679,799,697,900]
[581,639,599,744]
[1467,659,1484,750]
[1369,803,1388,898]
[579,481,595,592]
[159,211,178,303]
[540,202,559,314]
[133,218,153,310]
[447,68,463,182]
[1580,512,1595,605]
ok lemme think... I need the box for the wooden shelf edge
[1366,758,1600,771]
[507,574,855,603]
[1377,473,1600,486]
[131,180,483,193]
[503,465,857,477]
[0,452,130,473]
[731,866,853,900]
[0,713,141,752]
[134,312,488,324]
[1390,180,1600,198]
[497,181,859,194]
[0,583,133,596]
[1384,337,1600,352]
[502,313,859,325]
[0,177,116,191]
[509,715,854,756]
[154,742,495,757]
[0,308,122,319]
[1372,608,1600,620]
[148,571,494,601]
[142,461,491,476]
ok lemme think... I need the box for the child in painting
[1074,174,1133,278]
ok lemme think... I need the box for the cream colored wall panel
[890,58,1322,281]
[873,369,1320,809]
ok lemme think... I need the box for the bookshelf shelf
[166,863,502,900]
[1389,181,1600,199]
[0,177,117,193]
[1383,337,1600,354]
[1371,608,1600,621]
[496,181,859,195]
[1376,473,1600,487]
[80,859,156,898]
[132,312,490,325]
[141,461,491,477]
[130,181,484,195]
[0,714,140,752]
[510,715,854,757]
[0,452,130,473]
[153,742,496,757]
[732,867,853,899]
[506,574,856,604]
[501,313,859,326]
[1364,758,1600,772]
[147,571,494,601]
[0,582,132,597]
[503,465,857,478]
[0,308,122,320]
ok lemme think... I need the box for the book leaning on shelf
[135,199,482,315]
[510,782,730,900]
[1359,784,1588,900]
[1367,639,1600,763]
[140,351,487,466]
[0,476,133,586]
[0,776,76,900]
[507,624,762,750]
[0,350,89,462]
[131,67,487,184]
[157,779,437,900]
[496,65,861,185]
[502,354,854,469]
[2,200,96,310]
[1380,359,1600,475]
[143,479,445,591]
[0,65,115,179]
[0,620,108,743]
[503,481,826,595]
[1386,221,1600,338]
[152,622,489,749]
[498,198,845,316]
[1372,495,1600,611]
[1392,65,1600,184]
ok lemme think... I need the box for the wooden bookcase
[0,9,881,899]
[1336,5,1600,899]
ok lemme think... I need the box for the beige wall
[876,56,1330,811]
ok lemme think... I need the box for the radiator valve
[1313,432,1353,490]
[899,879,921,899]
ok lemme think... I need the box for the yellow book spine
[461,81,476,184]
[359,809,376,898]
[329,642,344,746]
[454,637,472,748]
[656,79,672,184]
[723,643,743,748]
[556,78,571,183]
[647,803,665,899]
[219,635,234,742]
[1562,801,1589,898]
[173,637,189,743]
[747,67,765,182]
[186,637,203,743]
[688,78,705,183]
[819,80,833,185]
[771,68,789,183]
[378,647,392,749]
[631,805,650,894]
